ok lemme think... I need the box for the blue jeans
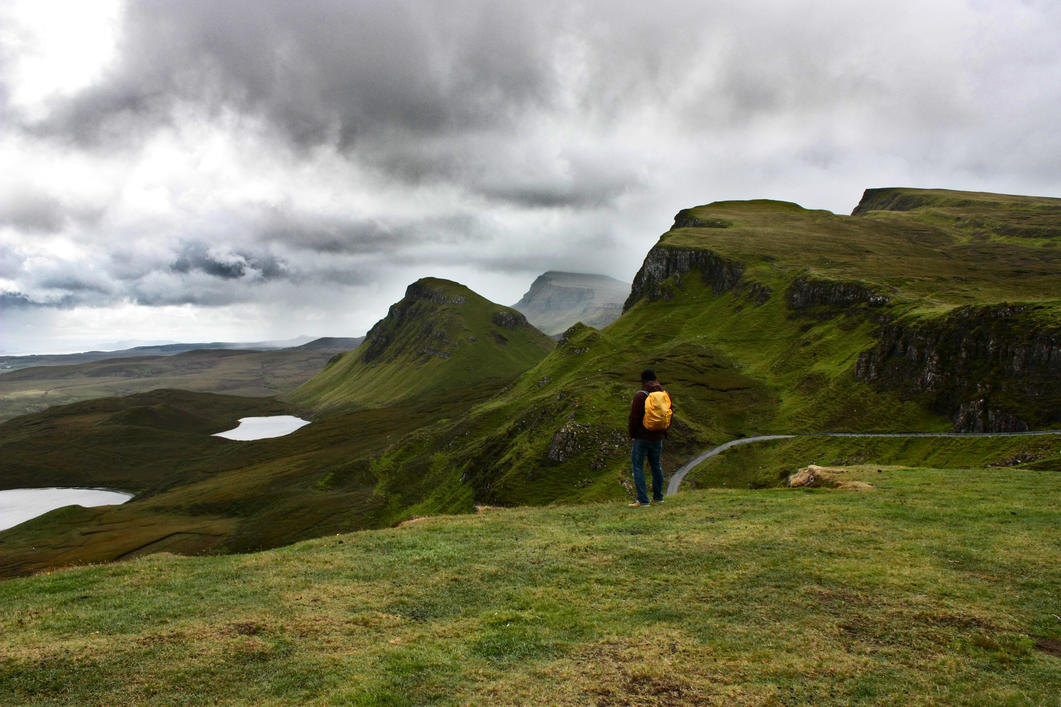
[631,439,664,504]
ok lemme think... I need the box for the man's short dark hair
[641,368,657,382]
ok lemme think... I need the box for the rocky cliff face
[623,245,745,312]
[786,277,889,312]
[855,304,1061,431]
[513,271,629,335]
[360,282,465,363]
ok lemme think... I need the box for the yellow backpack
[642,390,673,431]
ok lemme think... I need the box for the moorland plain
[0,343,357,422]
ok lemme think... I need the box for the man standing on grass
[627,369,673,507]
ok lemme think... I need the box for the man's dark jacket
[628,380,670,441]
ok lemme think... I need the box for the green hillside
[2,467,1059,704]
[288,278,555,415]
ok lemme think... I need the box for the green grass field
[2,465,1058,705]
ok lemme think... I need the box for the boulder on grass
[787,465,874,491]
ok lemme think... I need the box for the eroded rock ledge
[787,277,889,312]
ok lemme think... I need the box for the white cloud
[0,0,124,120]
[1,0,1059,353]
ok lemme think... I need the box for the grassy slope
[2,466,1059,705]
[0,347,350,422]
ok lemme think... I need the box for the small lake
[0,488,134,532]
[212,415,311,441]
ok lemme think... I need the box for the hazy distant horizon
[0,334,325,358]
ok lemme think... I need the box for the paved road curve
[666,430,1061,496]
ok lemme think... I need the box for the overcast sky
[2,0,1059,353]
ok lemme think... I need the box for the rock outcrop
[361,282,464,363]
[786,277,889,313]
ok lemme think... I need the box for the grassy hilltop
[2,467,1059,704]
[1,187,1059,579]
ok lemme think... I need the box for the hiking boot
[627,502,650,508]
[652,498,664,503]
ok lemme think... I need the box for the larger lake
[0,488,134,532]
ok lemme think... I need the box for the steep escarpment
[360,281,471,364]
[614,191,1061,437]
[855,304,1061,431]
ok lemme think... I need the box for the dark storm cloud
[476,168,639,210]
[170,242,286,281]
[35,274,112,296]
[0,190,67,233]
[8,0,652,212]
[0,291,37,309]
[261,210,490,256]
[26,1,559,151]
[261,214,398,255]
[0,291,78,309]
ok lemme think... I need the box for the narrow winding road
[666,430,1061,496]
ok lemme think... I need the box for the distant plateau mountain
[512,271,629,335]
